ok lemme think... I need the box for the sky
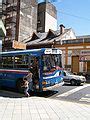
[38,0,90,36]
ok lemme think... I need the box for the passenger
[47,64,51,71]
[32,58,39,89]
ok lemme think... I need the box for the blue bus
[0,48,63,92]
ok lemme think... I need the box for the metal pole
[38,56,43,91]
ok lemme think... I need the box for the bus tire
[16,78,23,93]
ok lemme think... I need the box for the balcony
[2,0,10,5]
[5,16,16,24]
[6,6,17,12]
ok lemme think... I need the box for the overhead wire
[57,10,90,22]
[19,1,90,22]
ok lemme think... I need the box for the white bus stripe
[57,84,90,97]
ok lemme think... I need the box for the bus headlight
[42,81,47,85]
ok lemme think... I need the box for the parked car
[63,71,86,85]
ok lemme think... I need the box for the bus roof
[0,48,62,56]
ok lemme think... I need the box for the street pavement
[0,90,90,120]
[55,84,90,104]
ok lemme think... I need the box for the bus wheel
[16,78,23,93]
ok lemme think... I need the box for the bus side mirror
[59,71,61,76]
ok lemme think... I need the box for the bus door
[30,56,41,90]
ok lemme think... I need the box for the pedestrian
[31,58,39,90]
[21,77,30,97]
[25,68,33,92]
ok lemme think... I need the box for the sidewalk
[0,91,90,120]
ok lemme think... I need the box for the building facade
[0,0,6,51]
[37,2,57,33]
[1,1,58,51]
[55,36,90,74]
[2,0,37,51]
[26,23,90,74]
[26,24,76,49]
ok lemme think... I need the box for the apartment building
[0,0,6,51]
[37,2,57,33]
[2,0,37,51]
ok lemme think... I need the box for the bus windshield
[43,54,62,72]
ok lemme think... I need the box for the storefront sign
[12,40,26,49]
[72,50,80,55]
[80,50,90,55]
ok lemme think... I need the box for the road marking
[85,94,90,97]
[79,94,90,103]
[56,84,90,97]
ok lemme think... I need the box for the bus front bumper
[43,81,64,91]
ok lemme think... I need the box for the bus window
[0,56,2,68]
[14,55,29,69]
[2,56,13,68]
[42,54,62,72]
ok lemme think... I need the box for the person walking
[25,68,33,92]
[31,58,39,90]
[21,77,30,97]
